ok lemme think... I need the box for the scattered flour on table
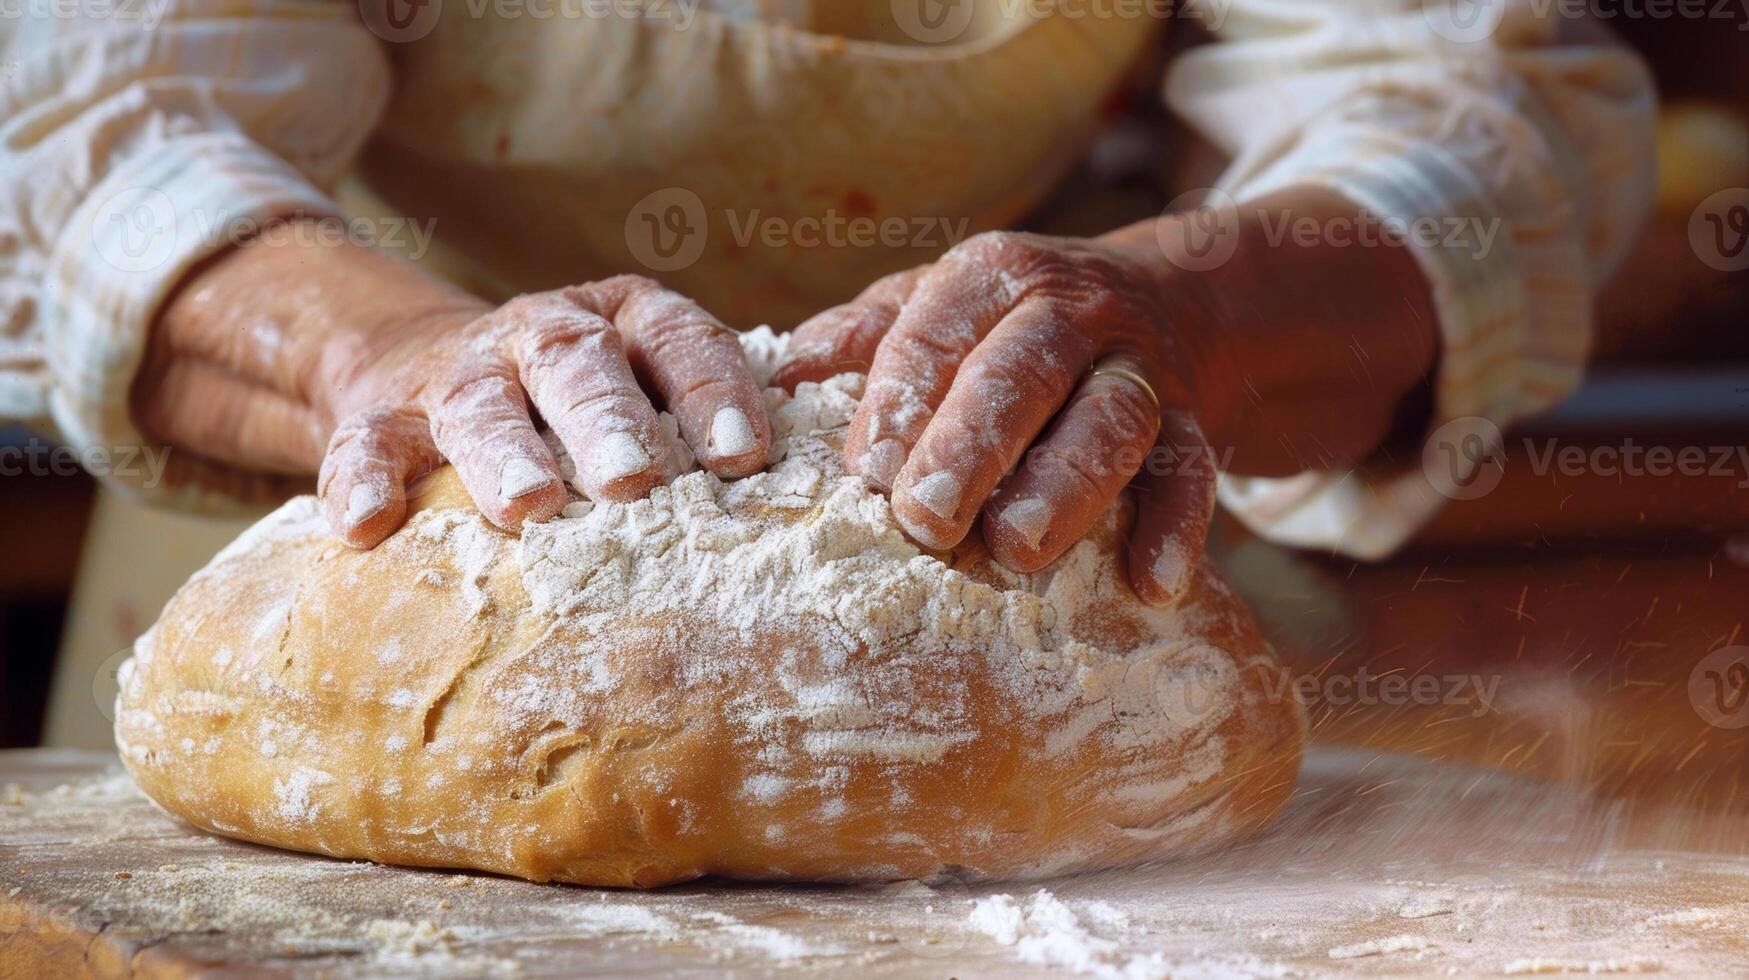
[969,890,1169,980]
[1328,933,1435,959]
[1642,905,1743,929]
[1501,957,1664,974]
[696,910,843,961]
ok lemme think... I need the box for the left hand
[773,230,1217,604]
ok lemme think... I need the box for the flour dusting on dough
[115,327,1293,885]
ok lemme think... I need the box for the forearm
[137,229,489,473]
[1104,186,1440,476]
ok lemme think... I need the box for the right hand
[135,231,770,548]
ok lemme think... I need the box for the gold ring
[1090,359,1159,409]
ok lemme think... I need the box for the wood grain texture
[4,748,1747,978]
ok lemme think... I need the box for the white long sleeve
[1167,0,1656,558]
[0,2,389,506]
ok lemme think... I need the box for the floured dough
[115,329,1304,887]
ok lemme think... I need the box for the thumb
[1128,411,1219,605]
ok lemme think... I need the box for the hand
[136,232,770,548]
[775,230,1216,604]
[774,187,1441,603]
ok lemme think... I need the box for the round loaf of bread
[115,331,1305,887]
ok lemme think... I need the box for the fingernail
[589,431,653,485]
[999,497,1052,550]
[709,406,758,458]
[859,438,904,491]
[908,470,963,521]
[345,482,389,527]
[1150,540,1196,600]
[499,455,552,500]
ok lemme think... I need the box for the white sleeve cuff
[42,133,339,508]
[1212,112,1593,559]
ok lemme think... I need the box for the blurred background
[1,16,1745,847]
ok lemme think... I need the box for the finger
[500,293,668,502]
[843,255,1017,492]
[133,356,328,475]
[1127,411,1219,606]
[575,276,770,478]
[980,367,1161,572]
[317,408,442,549]
[887,297,1101,549]
[424,352,569,531]
[771,267,925,390]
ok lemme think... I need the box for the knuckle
[597,273,661,296]
[434,353,514,401]
[951,230,1063,282]
[519,315,614,369]
[1089,375,1161,430]
[1078,283,1151,326]
[954,229,1032,264]
[865,267,923,307]
[1020,443,1108,496]
[554,387,648,433]
[587,274,666,315]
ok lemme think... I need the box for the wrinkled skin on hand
[776,187,1439,603]
[774,230,1216,604]
[138,187,1436,605]
[137,237,768,548]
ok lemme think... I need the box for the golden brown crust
[119,456,1303,887]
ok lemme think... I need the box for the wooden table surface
[4,747,1746,978]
